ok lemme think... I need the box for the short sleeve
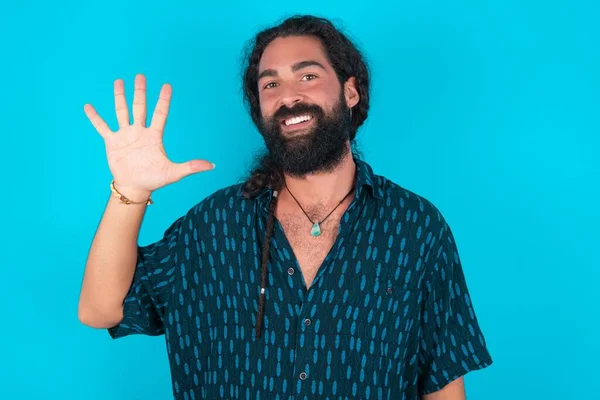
[418,218,493,395]
[108,215,185,339]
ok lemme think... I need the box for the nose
[279,85,304,108]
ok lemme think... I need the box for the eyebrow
[257,60,327,81]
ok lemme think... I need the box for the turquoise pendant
[311,222,322,237]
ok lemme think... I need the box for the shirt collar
[236,156,382,205]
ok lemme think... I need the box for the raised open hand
[84,74,214,197]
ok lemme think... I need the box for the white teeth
[284,115,312,126]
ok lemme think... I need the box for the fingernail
[211,163,216,169]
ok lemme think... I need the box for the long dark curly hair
[238,14,371,338]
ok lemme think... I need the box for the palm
[104,124,170,192]
[84,74,213,193]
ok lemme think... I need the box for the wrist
[111,182,153,203]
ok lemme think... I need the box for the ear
[344,77,360,109]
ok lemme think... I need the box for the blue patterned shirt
[108,157,493,399]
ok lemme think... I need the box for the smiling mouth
[280,114,314,131]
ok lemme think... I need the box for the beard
[257,90,352,177]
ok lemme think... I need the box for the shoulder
[371,171,458,265]
[181,182,256,225]
[374,172,449,231]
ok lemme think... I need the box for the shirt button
[386,287,393,294]
[299,372,307,380]
[304,318,311,327]
[287,267,295,275]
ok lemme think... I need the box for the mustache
[271,103,324,123]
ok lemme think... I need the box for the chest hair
[276,203,344,289]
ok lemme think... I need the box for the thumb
[170,159,215,182]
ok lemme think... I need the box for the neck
[280,148,357,208]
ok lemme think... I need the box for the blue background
[1,0,598,399]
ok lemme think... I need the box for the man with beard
[79,15,492,400]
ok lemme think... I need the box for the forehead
[258,35,331,73]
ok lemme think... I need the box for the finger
[168,160,216,183]
[83,104,113,138]
[150,83,172,134]
[132,74,147,126]
[113,79,130,128]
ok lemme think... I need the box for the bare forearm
[78,190,150,327]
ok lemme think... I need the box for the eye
[263,81,278,90]
[302,74,318,81]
